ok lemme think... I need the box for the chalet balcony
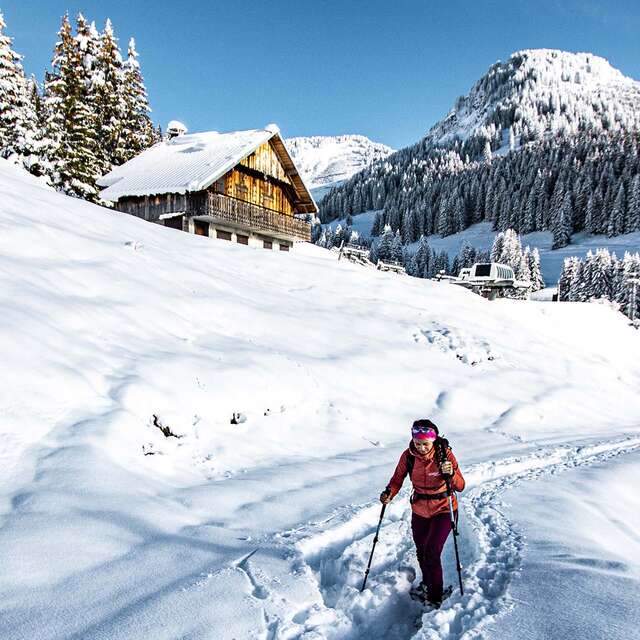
[189,192,311,242]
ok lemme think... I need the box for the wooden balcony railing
[189,192,311,242]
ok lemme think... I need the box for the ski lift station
[463,263,515,282]
[451,263,529,299]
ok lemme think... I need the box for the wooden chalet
[97,123,316,250]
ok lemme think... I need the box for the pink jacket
[387,440,465,518]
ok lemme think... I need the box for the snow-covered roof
[98,124,317,213]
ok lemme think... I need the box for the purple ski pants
[411,511,453,601]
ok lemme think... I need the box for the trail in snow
[256,434,640,640]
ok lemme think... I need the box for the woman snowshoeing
[380,418,465,607]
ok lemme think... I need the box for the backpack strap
[406,451,415,481]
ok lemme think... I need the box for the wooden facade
[113,138,311,242]
[188,192,310,241]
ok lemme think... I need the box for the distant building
[97,123,316,251]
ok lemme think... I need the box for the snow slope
[286,135,394,201]
[485,449,640,640]
[2,159,640,639]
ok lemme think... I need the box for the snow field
[268,435,640,640]
[2,159,640,639]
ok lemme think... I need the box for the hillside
[425,49,640,153]
[1,159,640,640]
[286,134,394,201]
[319,50,640,258]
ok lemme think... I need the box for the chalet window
[263,240,273,249]
[164,215,183,231]
[279,244,290,252]
[216,229,232,241]
[237,234,249,245]
[194,220,209,237]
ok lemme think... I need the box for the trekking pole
[360,501,387,592]
[439,440,464,596]
[444,475,464,595]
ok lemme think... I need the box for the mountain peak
[426,48,640,153]
[286,134,394,201]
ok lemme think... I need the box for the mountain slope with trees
[319,50,640,252]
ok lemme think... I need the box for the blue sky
[3,1,640,149]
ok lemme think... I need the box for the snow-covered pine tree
[483,140,492,164]
[581,251,597,300]
[119,37,156,162]
[43,14,101,201]
[401,208,413,244]
[310,218,322,244]
[559,256,579,301]
[490,232,504,263]
[460,242,476,269]
[406,253,417,277]
[94,19,125,172]
[628,175,640,233]
[322,227,334,248]
[413,235,431,277]
[584,193,596,234]
[333,224,344,248]
[377,225,394,261]
[624,253,640,320]
[523,187,536,233]
[498,229,523,270]
[552,191,573,249]
[371,211,383,237]
[451,255,460,277]
[0,12,38,164]
[391,230,404,263]
[437,194,451,236]
[568,260,586,301]
[607,182,626,237]
[519,246,532,283]
[75,14,100,78]
[611,253,628,310]
[412,205,424,240]
[22,75,49,176]
[368,238,379,264]
[589,248,613,300]
[528,247,545,291]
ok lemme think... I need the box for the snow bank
[485,449,640,640]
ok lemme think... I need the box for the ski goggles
[411,426,437,441]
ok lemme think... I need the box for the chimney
[167,120,188,139]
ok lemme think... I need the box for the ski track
[254,434,640,640]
